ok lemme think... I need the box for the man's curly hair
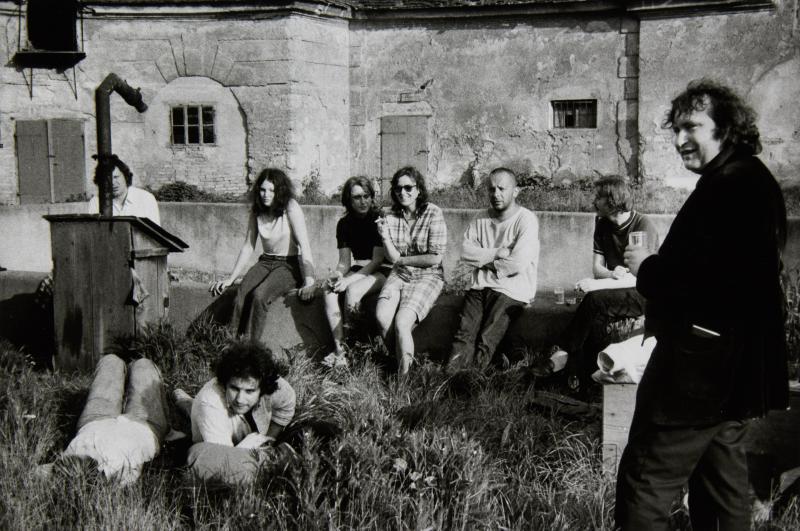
[214,339,288,396]
[663,79,762,156]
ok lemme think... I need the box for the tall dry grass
[1,326,798,529]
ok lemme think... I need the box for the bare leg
[394,308,417,376]
[323,289,346,356]
[376,289,401,339]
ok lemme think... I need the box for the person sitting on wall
[531,175,657,389]
[322,176,392,368]
[36,354,170,485]
[445,167,539,373]
[173,339,296,485]
[87,155,160,225]
[375,166,448,376]
[209,169,316,342]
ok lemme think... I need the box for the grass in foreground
[0,328,797,529]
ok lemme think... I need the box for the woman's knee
[323,290,341,313]
[394,309,417,332]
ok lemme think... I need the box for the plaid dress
[378,203,447,321]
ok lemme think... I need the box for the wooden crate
[602,383,638,475]
[46,215,186,372]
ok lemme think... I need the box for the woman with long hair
[322,176,391,367]
[375,166,447,375]
[210,169,316,342]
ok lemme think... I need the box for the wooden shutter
[16,120,51,204]
[380,116,429,196]
[50,119,86,202]
[16,119,86,204]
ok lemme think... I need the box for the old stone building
[0,0,798,204]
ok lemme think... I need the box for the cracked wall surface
[349,16,630,189]
[639,1,800,189]
[0,11,349,203]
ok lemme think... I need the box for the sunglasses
[351,193,371,201]
[394,184,417,193]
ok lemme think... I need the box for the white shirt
[190,377,296,446]
[87,186,161,225]
[62,415,160,485]
[459,207,539,303]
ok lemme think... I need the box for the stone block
[617,56,639,79]
[625,33,639,56]
[624,78,638,100]
[349,45,362,68]
[156,52,180,83]
[619,17,640,34]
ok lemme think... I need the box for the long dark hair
[341,176,381,218]
[251,168,295,217]
[663,78,761,156]
[389,166,429,216]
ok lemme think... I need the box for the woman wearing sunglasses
[210,168,316,342]
[375,166,448,375]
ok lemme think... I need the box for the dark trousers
[615,416,751,531]
[559,287,645,375]
[448,288,525,370]
[231,254,302,341]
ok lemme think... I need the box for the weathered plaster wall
[638,2,800,188]
[0,9,351,204]
[285,16,350,191]
[349,16,630,188]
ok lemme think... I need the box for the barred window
[171,105,215,145]
[552,100,597,129]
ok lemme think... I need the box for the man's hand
[296,279,317,301]
[623,245,652,276]
[611,265,630,280]
[495,247,511,260]
[237,432,274,449]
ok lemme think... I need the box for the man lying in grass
[174,339,296,485]
[37,354,170,485]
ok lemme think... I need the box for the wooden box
[602,383,638,475]
[45,214,187,372]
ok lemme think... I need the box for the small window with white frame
[552,99,597,129]
[171,105,215,145]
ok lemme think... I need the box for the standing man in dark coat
[616,79,789,530]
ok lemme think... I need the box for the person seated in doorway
[446,167,539,372]
[531,175,657,388]
[174,339,296,485]
[322,176,391,368]
[375,166,448,376]
[36,354,170,485]
[87,155,160,225]
[209,168,316,343]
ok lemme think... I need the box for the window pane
[171,107,184,127]
[202,106,215,125]
[202,125,215,144]
[187,106,199,125]
[552,100,596,129]
[187,125,200,144]
[172,126,185,144]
